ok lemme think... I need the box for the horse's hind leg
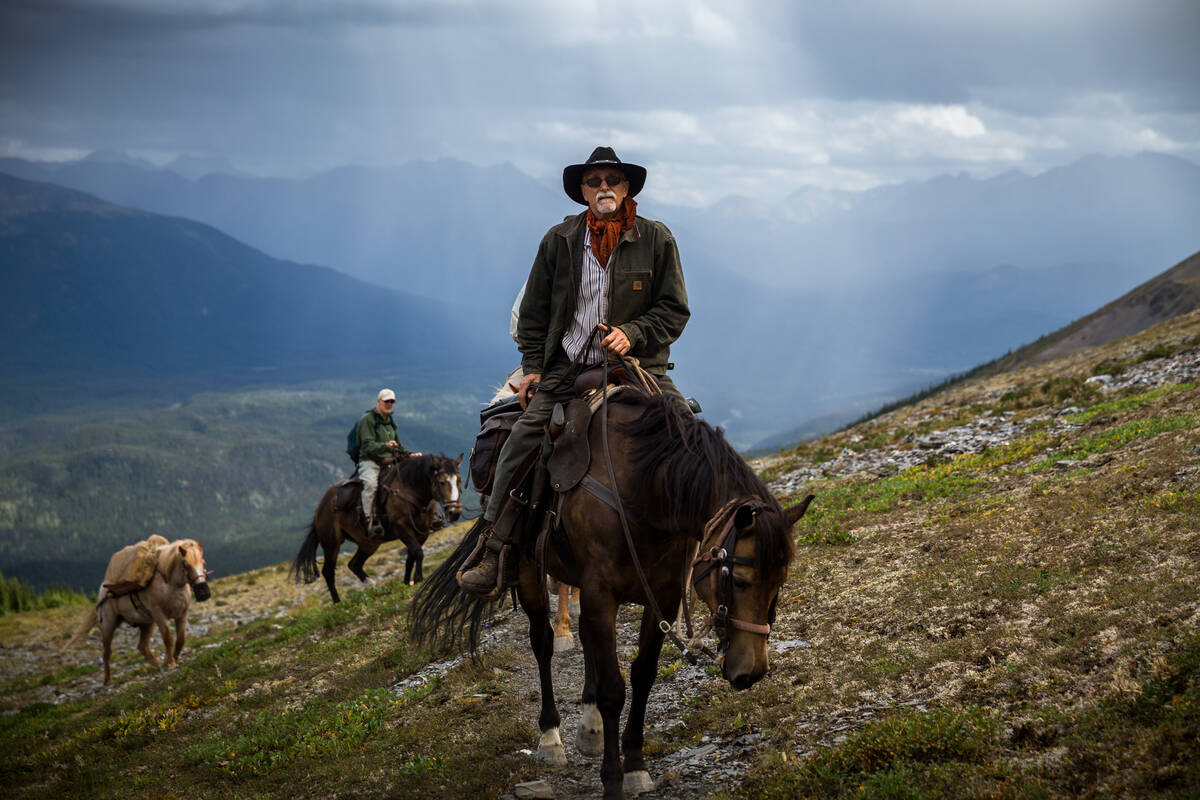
[321,539,341,603]
[622,607,674,796]
[99,605,118,684]
[517,565,565,767]
[552,580,574,652]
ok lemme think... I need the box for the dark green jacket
[355,409,405,464]
[516,211,689,377]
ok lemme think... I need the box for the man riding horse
[459,146,691,599]
[356,388,421,540]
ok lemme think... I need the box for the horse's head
[692,495,814,690]
[432,453,463,522]
[176,539,211,602]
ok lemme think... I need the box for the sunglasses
[382,400,395,405]
[583,173,626,189]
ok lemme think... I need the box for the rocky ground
[4,314,1200,799]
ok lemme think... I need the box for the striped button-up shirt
[560,228,609,365]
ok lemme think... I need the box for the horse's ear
[784,494,816,528]
[455,453,464,466]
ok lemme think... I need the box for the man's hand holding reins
[598,323,631,356]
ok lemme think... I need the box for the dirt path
[486,595,768,800]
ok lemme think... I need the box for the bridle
[689,497,778,654]
[382,458,462,528]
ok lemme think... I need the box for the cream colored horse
[69,539,211,684]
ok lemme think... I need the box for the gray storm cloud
[1,0,1198,197]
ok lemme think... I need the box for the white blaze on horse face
[449,473,460,503]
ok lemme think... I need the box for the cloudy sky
[2,0,1198,205]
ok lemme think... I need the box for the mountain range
[0,172,506,417]
[2,151,1199,445]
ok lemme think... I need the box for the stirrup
[457,531,512,601]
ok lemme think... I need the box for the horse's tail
[66,603,99,647]
[408,517,492,654]
[290,521,321,584]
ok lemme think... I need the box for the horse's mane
[395,453,436,484]
[155,538,192,572]
[613,393,792,568]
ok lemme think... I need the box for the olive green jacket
[516,211,689,378]
[355,409,406,464]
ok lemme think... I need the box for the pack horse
[68,537,211,685]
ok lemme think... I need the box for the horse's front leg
[577,617,603,757]
[173,613,187,661]
[622,607,673,795]
[136,624,160,666]
[517,564,565,766]
[150,607,176,668]
[397,527,424,586]
[580,591,625,799]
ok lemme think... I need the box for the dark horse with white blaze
[292,453,462,602]
[411,392,813,799]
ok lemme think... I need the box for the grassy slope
[0,376,480,590]
[2,312,1199,799]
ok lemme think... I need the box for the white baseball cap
[377,389,396,402]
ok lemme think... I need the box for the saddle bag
[333,477,363,512]
[470,397,523,497]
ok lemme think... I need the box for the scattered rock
[514,779,555,799]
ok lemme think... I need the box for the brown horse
[292,453,463,602]
[412,392,813,799]
[68,538,211,685]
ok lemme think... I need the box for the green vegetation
[0,571,90,615]
[0,377,481,590]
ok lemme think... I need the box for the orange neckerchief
[586,196,637,267]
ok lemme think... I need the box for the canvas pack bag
[102,534,170,597]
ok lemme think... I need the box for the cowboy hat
[562,146,647,205]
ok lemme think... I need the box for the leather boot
[457,526,513,600]
[364,514,387,542]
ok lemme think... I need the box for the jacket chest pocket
[616,265,652,293]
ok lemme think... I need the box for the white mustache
[596,192,617,201]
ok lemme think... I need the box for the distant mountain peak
[81,149,156,170]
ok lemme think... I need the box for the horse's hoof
[576,704,604,756]
[407,580,415,587]
[537,727,567,766]
[624,770,654,795]
[553,633,574,653]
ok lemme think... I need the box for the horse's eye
[733,576,752,591]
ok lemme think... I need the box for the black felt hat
[562,146,647,205]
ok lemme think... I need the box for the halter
[689,497,778,653]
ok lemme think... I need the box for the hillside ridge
[2,306,1199,799]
